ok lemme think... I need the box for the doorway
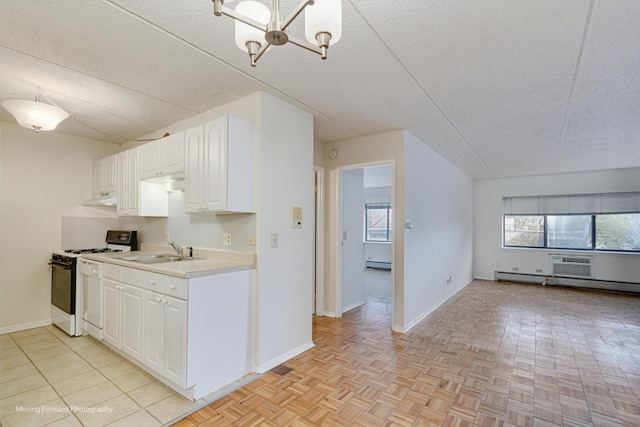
[336,161,395,328]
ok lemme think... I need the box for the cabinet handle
[156,296,162,302]
[163,299,168,304]
[170,285,176,291]
[150,280,156,286]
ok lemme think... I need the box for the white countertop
[81,246,256,279]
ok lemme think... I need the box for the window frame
[503,213,640,253]
[364,202,392,243]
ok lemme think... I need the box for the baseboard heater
[365,260,391,270]
[494,271,640,294]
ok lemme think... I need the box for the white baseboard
[257,341,315,373]
[473,275,494,281]
[342,301,364,313]
[396,281,471,333]
[0,319,52,335]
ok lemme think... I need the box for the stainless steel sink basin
[119,254,203,264]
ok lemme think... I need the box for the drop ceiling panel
[556,0,640,173]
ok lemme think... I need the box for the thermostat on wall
[292,207,303,228]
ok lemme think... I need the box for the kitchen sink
[119,254,203,264]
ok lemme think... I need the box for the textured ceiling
[1,0,639,179]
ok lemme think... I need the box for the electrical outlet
[512,266,520,272]
[246,236,256,246]
[535,268,543,273]
[446,275,452,284]
[223,233,232,246]
[271,233,278,248]
[163,232,170,241]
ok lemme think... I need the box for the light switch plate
[271,233,278,248]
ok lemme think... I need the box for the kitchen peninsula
[81,245,256,401]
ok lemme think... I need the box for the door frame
[334,160,395,326]
[313,165,325,316]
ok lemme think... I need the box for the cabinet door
[102,279,121,348]
[203,116,228,212]
[103,155,117,193]
[143,291,164,374]
[126,148,139,216]
[139,142,160,180]
[163,296,188,387]
[116,152,128,216]
[160,132,185,176]
[121,284,144,362]
[185,125,204,213]
[93,159,105,194]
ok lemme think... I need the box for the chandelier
[212,0,342,67]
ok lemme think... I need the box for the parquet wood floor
[174,280,640,426]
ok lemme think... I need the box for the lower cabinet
[101,265,253,400]
[143,290,187,387]
[103,279,144,362]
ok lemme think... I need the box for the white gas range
[50,230,138,336]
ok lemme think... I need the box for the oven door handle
[49,262,72,270]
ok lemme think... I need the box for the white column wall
[254,93,315,371]
[402,132,474,331]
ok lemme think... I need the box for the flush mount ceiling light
[212,0,342,67]
[1,87,69,132]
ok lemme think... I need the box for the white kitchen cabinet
[140,132,185,181]
[116,147,168,217]
[143,289,188,387]
[102,270,145,362]
[116,149,138,216]
[93,155,117,195]
[101,262,254,401]
[185,115,256,214]
[102,278,120,348]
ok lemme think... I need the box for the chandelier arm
[286,34,323,55]
[281,0,314,32]
[220,5,268,33]
[253,43,273,64]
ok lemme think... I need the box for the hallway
[176,280,640,426]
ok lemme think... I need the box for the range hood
[83,193,117,207]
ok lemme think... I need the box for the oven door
[51,263,75,315]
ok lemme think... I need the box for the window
[504,215,544,247]
[365,203,392,242]
[502,193,640,253]
[547,215,593,250]
[596,214,640,251]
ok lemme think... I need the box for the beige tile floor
[0,325,211,426]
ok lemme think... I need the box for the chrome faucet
[169,241,183,257]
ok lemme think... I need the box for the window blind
[503,192,640,215]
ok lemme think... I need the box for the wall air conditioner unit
[550,255,593,278]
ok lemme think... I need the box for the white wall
[402,132,474,331]
[0,121,118,333]
[474,168,640,283]
[320,131,404,326]
[254,92,315,371]
[342,169,364,312]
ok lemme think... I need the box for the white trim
[0,319,52,335]
[314,166,325,317]
[342,301,364,313]
[394,282,470,333]
[256,341,315,373]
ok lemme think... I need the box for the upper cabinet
[140,132,185,182]
[116,148,168,217]
[93,155,117,195]
[185,115,256,214]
